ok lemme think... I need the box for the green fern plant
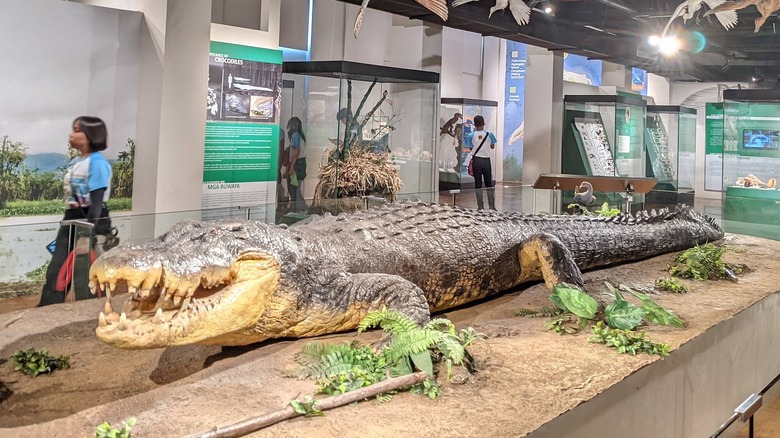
[589,321,670,357]
[655,277,689,293]
[288,309,484,401]
[668,243,735,280]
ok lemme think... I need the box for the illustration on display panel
[646,115,675,181]
[208,54,280,123]
[573,118,616,176]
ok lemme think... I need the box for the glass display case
[722,89,780,240]
[563,95,647,178]
[282,61,439,216]
[438,98,498,190]
[562,94,647,211]
[644,105,696,206]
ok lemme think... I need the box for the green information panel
[704,103,723,191]
[203,41,282,216]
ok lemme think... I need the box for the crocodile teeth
[89,280,98,295]
[128,285,138,295]
[173,295,182,306]
[140,289,151,299]
[104,300,114,315]
[180,296,192,313]
[153,308,163,324]
[118,312,128,331]
[99,312,107,327]
[109,282,117,293]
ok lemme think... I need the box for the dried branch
[195,371,428,438]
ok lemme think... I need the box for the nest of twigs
[313,148,402,213]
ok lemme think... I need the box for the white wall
[648,73,671,105]
[523,45,564,188]
[670,81,745,200]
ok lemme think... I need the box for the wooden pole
[194,371,428,438]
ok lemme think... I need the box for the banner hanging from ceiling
[503,41,526,182]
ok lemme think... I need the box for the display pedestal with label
[722,89,780,240]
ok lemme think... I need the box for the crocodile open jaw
[90,253,280,349]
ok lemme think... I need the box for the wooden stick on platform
[194,371,429,438]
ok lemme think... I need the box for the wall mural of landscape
[0,0,141,286]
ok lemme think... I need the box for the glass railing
[0,185,722,290]
[710,373,780,438]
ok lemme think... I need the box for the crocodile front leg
[517,232,584,290]
[278,273,431,338]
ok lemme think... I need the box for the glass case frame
[722,89,780,240]
[281,61,440,216]
[561,94,647,212]
[438,98,498,190]
[562,94,647,178]
[645,105,697,206]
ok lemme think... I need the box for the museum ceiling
[336,0,780,84]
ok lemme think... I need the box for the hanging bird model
[705,0,780,32]
[451,0,532,27]
[661,0,739,37]
[354,0,448,37]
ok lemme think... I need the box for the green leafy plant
[668,243,737,280]
[95,417,136,438]
[589,321,670,357]
[289,341,387,395]
[655,277,689,293]
[603,283,645,330]
[593,202,621,218]
[11,348,70,377]
[411,378,441,399]
[525,283,598,335]
[290,396,325,417]
[289,310,484,401]
[621,286,685,328]
[567,202,621,218]
[359,309,481,380]
[552,283,598,319]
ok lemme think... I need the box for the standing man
[464,115,498,210]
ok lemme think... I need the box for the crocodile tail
[602,204,722,237]
[672,204,724,239]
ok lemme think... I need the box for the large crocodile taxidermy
[89,202,722,349]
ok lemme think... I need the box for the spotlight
[542,1,552,13]
[658,36,681,56]
[544,6,552,13]
[648,35,661,46]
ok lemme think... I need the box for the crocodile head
[89,219,296,349]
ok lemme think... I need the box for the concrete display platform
[0,234,778,437]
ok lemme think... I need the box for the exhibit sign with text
[631,68,648,96]
[705,103,723,191]
[503,41,526,181]
[203,41,282,219]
